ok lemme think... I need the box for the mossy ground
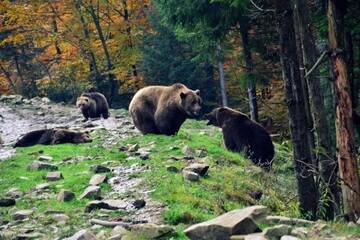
[0,118,359,239]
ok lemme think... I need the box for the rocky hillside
[0,96,359,239]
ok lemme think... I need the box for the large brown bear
[205,107,275,171]
[129,83,202,135]
[76,92,109,121]
[14,128,92,147]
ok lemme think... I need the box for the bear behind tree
[129,83,202,135]
[205,107,275,171]
[76,92,109,121]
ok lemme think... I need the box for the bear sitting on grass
[76,92,109,121]
[14,128,92,147]
[205,107,275,171]
[129,83,202,135]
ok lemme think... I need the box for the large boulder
[64,229,96,240]
[184,206,268,240]
[131,223,175,239]
[27,161,58,171]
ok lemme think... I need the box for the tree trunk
[327,0,360,221]
[274,0,318,219]
[294,0,340,220]
[239,25,259,122]
[50,5,61,55]
[216,44,228,107]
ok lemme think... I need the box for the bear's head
[76,96,91,110]
[53,129,92,144]
[71,131,92,144]
[179,90,202,117]
[205,107,247,127]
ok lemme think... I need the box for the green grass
[3,118,356,239]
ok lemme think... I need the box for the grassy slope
[0,119,359,239]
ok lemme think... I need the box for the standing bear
[205,107,275,171]
[129,83,202,135]
[76,92,109,121]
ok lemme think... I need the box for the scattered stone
[89,218,129,227]
[128,144,139,152]
[265,215,313,226]
[57,189,75,202]
[41,97,51,103]
[38,155,53,161]
[19,176,29,180]
[6,188,23,198]
[12,209,34,220]
[133,199,146,209]
[90,165,110,173]
[290,227,309,238]
[264,224,291,238]
[347,222,356,227]
[184,163,209,176]
[27,161,58,171]
[14,233,44,239]
[185,206,268,240]
[52,213,70,223]
[89,174,108,186]
[111,226,129,238]
[182,170,200,182]
[36,183,50,190]
[280,236,300,240]
[131,223,175,239]
[0,198,15,207]
[166,166,179,173]
[64,229,96,240]
[80,186,101,200]
[85,200,127,212]
[46,171,63,181]
[182,145,196,159]
[196,149,207,158]
[231,233,267,240]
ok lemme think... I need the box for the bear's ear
[195,90,200,95]
[180,92,187,99]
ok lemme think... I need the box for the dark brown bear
[205,107,275,171]
[14,129,92,147]
[76,92,109,121]
[129,83,202,135]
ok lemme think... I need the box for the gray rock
[27,161,58,171]
[6,188,23,198]
[265,215,313,226]
[264,224,291,238]
[0,198,15,207]
[36,183,50,190]
[90,165,110,173]
[137,149,150,160]
[111,226,129,239]
[196,149,207,158]
[290,227,309,238]
[14,232,44,239]
[182,146,196,159]
[85,200,128,212]
[280,236,301,240]
[231,233,268,240]
[80,186,101,200]
[46,171,63,181]
[12,209,34,220]
[183,170,200,181]
[184,163,209,176]
[347,222,356,227]
[57,189,75,202]
[184,206,268,240]
[38,155,53,161]
[64,229,96,240]
[131,223,175,239]
[51,213,70,223]
[133,199,146,209]
[166,166,179,173]
[89,174,108,186]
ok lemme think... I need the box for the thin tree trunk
[274,0,318,219]
[216,44,228,107]
[50,5,61,55]
[0,63,16,92]
[240,25,259,122]
[294,0,340,220]
[327,0,360,221]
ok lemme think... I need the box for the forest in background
[1,0,360,223]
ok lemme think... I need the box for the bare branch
[249,0,275,13]
[304,50,329,78]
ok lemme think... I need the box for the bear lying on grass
[129,83,202,135]
[76,92,109,121]
[14,129,92,147]
[205,107,274,171]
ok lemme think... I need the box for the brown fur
[76,92,109,121]
[14,129,92,148]
[205,107,275,171]
[129,83,202,135]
